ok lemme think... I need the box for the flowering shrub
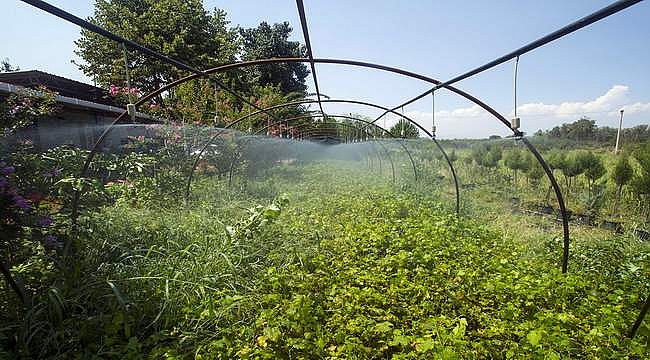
[107,84,141,105]
[0,86,60,133]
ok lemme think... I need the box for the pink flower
[109,84,119,97]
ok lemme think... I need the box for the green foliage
[74,0,238,93]
[239,21,309,95]
[525,158,545,187]
[2,134,650,358]
[1,58,19,72]
[0,86,60,134]
[583,152,606,184]
[632,142,650,218]
[546,149,566,171]
[504,148,530,184]
[389,119,420,139]
[537,116,650,145]
[612,154,634,188]
[473,144,501,169]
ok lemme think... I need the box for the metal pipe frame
[69,57,563,270]
[253,113,415,176]
[376,0,643,115]
[253,116,396,182]
[295,0,325,116]
[182,99,452,209]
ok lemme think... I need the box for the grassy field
[3,155,649,358]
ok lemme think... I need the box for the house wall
[16,107,147,151]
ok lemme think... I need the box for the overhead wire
[372,0,643,127]
[295,0,326,117]
[19,0,288,126]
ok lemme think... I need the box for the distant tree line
[534,117,650,145]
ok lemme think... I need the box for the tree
[472,144,501,178]
[74,0,238,94]
[504,149,530,185]
[525,158,545,188]
[582,152,605,202]
[1,58,19,72]
[544,150,567,204]
[611,154,633,216]
[632,142,650,220]
[448,150,458,163]
[239,21,309,95]
[389,119,420,138]
[561,152,588,190]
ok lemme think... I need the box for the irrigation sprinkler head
[127,103,136,121]
[511,117,521,131]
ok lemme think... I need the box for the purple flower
[52,168,62,177]
[37,216,53,227]
[12,195,30,210]
[44,234,61,248]
[1,166,15,176]
[0,177,7,189]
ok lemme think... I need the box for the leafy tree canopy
[389,119,420,139]
[74,0,239,93]
[1,58,19,72]
[612,154,633,187]
[239,21,309,95]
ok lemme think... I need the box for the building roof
[0,70,115,106]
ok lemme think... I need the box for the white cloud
[396,85,650,139]
[622,101,650,115]
[514,85,631,118]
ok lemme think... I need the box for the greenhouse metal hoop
[220,123,395,189]
[68,57,565,273]
[184,112,421,201]
[23,0,650,338]
[247,112,419,180]
[185,98,458,211]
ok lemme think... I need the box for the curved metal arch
[252,112,420,181]
[229,122,396,188]
[185,99,461,213]
[75,56,567,272]
[292,124,396,184]
[229,123,394,187]
[252,113,415,176]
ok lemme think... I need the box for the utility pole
[615,109,624,154]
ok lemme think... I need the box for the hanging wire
[511,56,521,134]
[212,83,219,125]
[431,92,436,138]
[514,56,519,118]
[121,43,136,121]
[400,106,405,138]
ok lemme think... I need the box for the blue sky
[2,0,649,138]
